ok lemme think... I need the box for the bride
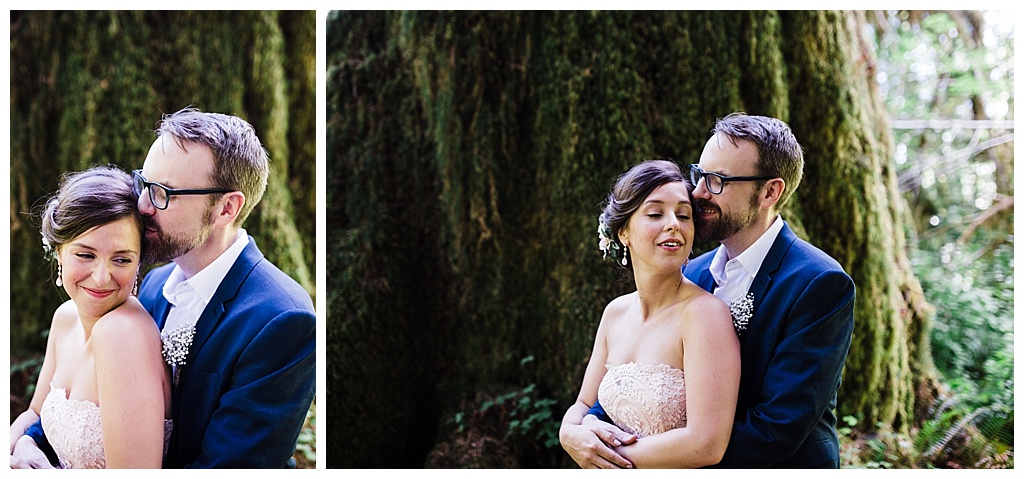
[559,159,740,468]
[9,166,171,469]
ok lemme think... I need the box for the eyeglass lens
[690,166,722,194]
[134,172,169,209]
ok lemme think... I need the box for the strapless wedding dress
[598,362,687,437]
[39,386,172,469]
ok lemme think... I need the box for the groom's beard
[143,209,215,264]
[694,192,759,243]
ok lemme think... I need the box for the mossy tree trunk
[328,10,935,467]
[9,11,316,352]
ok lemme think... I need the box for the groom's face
[137,135,217,264]
[692,134,761,243]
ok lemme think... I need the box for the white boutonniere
[161,323,196,367]
[729,292,754,335]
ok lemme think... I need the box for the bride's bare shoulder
[51,299,80,330]
[681,285,730,320]
[92,298,159,340]
[602,292,636,321]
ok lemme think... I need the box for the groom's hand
[560,414,637,469]
[10,436,54,469]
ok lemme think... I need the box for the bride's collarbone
[51,343,98,404]
[607,325,684,370]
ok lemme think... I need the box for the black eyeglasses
[688,164,775,195]
[132,170,232,210]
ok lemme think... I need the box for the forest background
[328,10,1014,468]
[7,11,318,468]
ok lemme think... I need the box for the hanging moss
[781,10,934,433]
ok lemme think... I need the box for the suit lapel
[748,222,798,316]
[139,265,175,330]
[152,295,173,330]
[179,238,265,371]
[685,247,719,293]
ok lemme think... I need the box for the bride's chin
[635,261,687,276]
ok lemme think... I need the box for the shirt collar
[162,229,250,306]
[709,216,785,285]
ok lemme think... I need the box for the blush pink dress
[39,386,172,469]
[597,362,687,437]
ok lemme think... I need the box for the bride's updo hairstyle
[599,159,689,267]
[38,165,144,260]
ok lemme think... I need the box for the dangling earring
[132,273,139,296]
[55,263,63,287]
[622,246,629,266]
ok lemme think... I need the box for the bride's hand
[9,436,54,469]
[560,414,637,468]
[582,414,638,446]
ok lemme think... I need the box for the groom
[564,113,855,468]
[20,108,316,468]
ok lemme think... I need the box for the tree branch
[958,193,1014,246]
[898,133,1015,191]
[890,119,1015,130]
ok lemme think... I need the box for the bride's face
[618,181,694,273]
[57,217,142,322]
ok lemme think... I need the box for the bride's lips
[82,287,115,299]
[657,238,684,252]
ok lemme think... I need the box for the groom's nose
[691,178,713,199]
[137,189,157,215]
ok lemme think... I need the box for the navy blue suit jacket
[27,237,316,468]
[589,222,855,468]
[140,237,316,468]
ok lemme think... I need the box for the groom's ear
[212,191,246,227]
[759,178,785,209]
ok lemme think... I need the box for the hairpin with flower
[41,232,55,262]
[597,212,625,265]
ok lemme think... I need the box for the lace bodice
[597,363,687,438]
[39,386,172,469]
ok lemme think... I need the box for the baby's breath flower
[161,323,196,367]
[729,292,754,336]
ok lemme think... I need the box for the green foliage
[871,8,1013,417]
[841,397,1014,469]
[429,381,563,468]
[914,245,1014,410]
[293,400,317,467]
[852,9,1014,469]
[915,396,1014,468]
[840,417,919,468]
[442,357,562,450]
[479,383,561,448]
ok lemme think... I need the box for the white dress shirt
[161,229,250,336]
[709,216,785,305]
